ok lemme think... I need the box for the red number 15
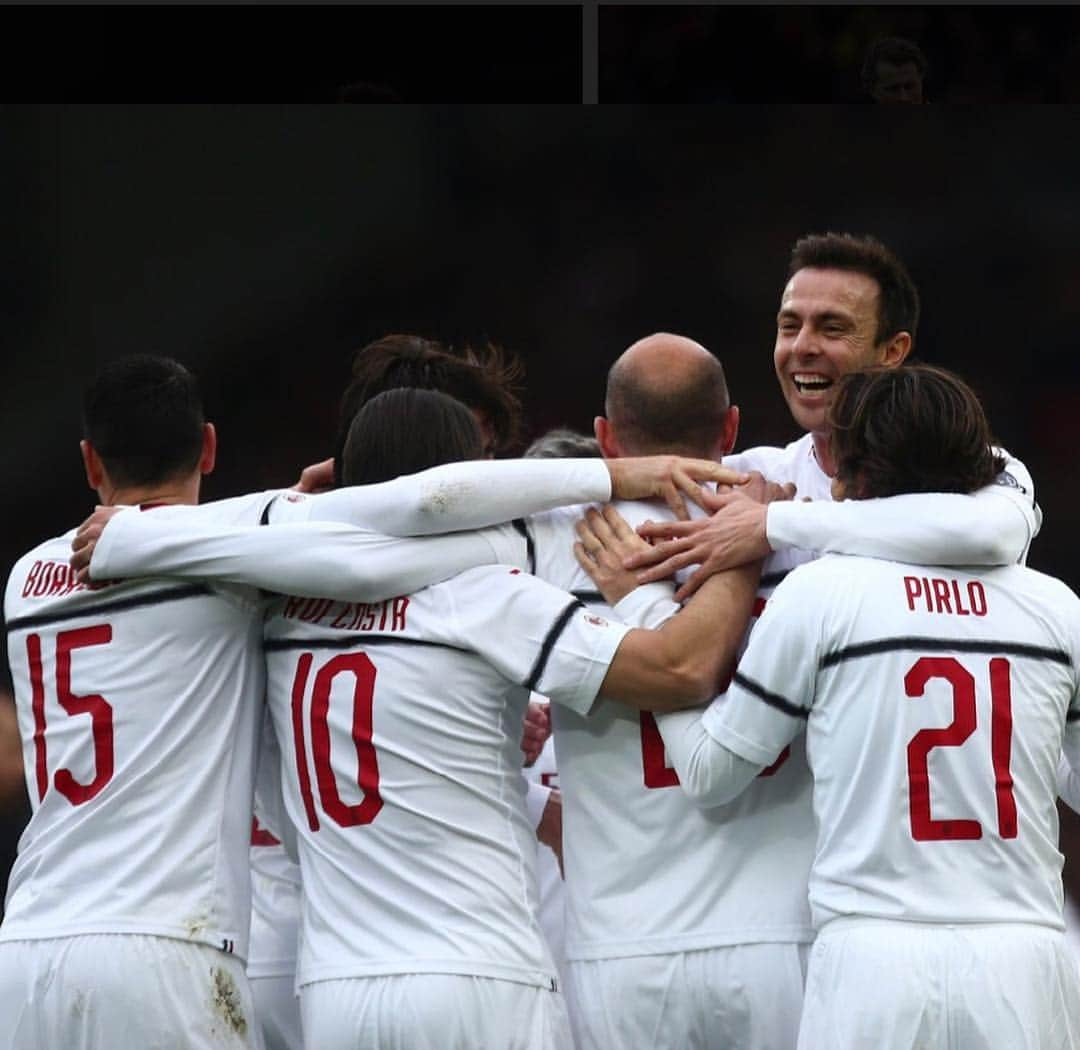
[26,626,115,806]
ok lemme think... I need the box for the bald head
[601,333,734,458]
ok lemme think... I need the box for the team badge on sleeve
[994,471,1027,495]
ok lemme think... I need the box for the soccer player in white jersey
[608,365,1080,1050]
[631,232,1040,595]
[3,355,605,1050]
[520,428,606,988]
[1,356,267,1048]
[523,722,567,977]
[248,712,304,1050]
[520,337,818,1050]
[516,325,1039,1050]
[611,240,1038,1047]
[78,385,761,1050]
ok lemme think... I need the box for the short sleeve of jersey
[431,566,632,716]
[704,562,827,766]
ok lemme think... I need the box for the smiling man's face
[774,267,891,438]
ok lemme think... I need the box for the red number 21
[905,656,1016,842]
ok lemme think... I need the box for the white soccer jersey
[249,713,301,983]
[522,726,566,974]
[710,554,1080,931]
[752,437,1040,567]
[249,831,301,981]
[540,435,1041,962]
[2,525,265,959]
[526,495,817,961]
[262,565,631,989]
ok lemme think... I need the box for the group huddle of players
[3,232,1079,1050]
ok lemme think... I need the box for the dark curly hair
[333,333,524,485]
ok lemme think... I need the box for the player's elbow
[648,654,719,712]
[680,743,759,808]
[681,774,743,809]
[985,527,1028,566]
[968,509,1029,565]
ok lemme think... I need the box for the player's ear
[199,422,217,475]
[80,440,105,491]
[594,416,619,459]
[880,332,912,368]
[718,404,739,457]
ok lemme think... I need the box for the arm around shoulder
[598,562,760,712]
[655,707,765,807]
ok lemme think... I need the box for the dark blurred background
[601,5,1080,101]
[0,5,582,102]
[3,104,1080,906]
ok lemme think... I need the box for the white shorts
[565,942,809,1050]
[250,973,302,1050]
[300,973,573,1050]
[798,919,1080,1050]
[0,933,263,1049]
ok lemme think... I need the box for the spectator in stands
[861,37,929,103]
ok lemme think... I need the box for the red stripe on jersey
[251,815,282,847]
[639,712,680,788]
[990,658,1018,839]
[27,633,48,802]
[291,653,320,831]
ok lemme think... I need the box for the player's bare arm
[630,478,795,602]
[582,514,761,713]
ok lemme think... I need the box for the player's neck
[810,430,836,477]
[100,476,201,508]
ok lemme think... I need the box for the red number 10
[289,651,383,831]
[905,656,1016,842]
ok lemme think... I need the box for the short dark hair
[524,428,601,460]
[861,37,928,94]
[82,355,205,487]
[334,333,524,484]
[341,387,484,487]
[788,232,920,347]
[828,364,1005,499]
[605,350,730,458]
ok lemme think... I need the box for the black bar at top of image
[0,5,584,103]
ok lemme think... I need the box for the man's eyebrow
[777,307,854,324]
